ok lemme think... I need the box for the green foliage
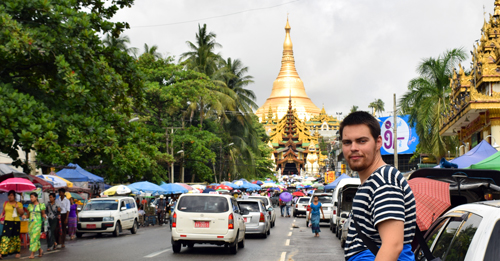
[399,48,464,162]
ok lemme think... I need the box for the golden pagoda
[440,0,500,153]
[256,18,321,122]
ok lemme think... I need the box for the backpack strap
[415,226,442,261]
[352,215,379,256]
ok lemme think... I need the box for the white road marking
[285,239,290,246]
[294,219,296,222]
[280,251,287,261]
[288,231,292,236]
[144,249,171,258]
[290,227,293,230]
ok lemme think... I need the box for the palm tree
[350,105,358,114]
[221,58,258,113]
[103,34,138,56]
[143,43,162,60]
[399,48,465,162]
[368,99,385,117]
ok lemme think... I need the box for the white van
[329,178,361,233]
[77,197,139,238]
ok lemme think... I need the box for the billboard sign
[378,115,419,155]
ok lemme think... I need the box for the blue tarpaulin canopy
[324,174,351,190]
[434,140,497,169]
[128,181,167,196]
[56,163,104,182]
[160,182,188,195]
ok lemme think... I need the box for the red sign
[86,224,96,229]
[194,221,210,228]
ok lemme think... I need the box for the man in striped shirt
[341,111,416,261]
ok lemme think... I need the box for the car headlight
[103,217,114,222]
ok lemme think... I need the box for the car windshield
[83,200,118,211]
[238,202,260,212]
[249,197,270,206]
[314,196,332,203]
[299,198,309,203]
[177,196,229,213]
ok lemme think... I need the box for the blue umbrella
[128,181,167,196]
[160,182,188,195]
[264,180,275,184]
[324,174,351,190]
[304,185,312,189]
[203,188,216,193]
[221,181,241,189]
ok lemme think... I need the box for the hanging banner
[378,115,419,155]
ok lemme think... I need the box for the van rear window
[177,196,229,213]
[298,198,309,203]
[238,202,260,212]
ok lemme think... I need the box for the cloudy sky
[112,0,495,118]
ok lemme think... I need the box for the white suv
[171,194,246,254]
[306,193,333,227]
[77,197,139,238]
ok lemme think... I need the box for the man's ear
[376,135,383,151]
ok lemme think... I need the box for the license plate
[244,217,249,222]
[86,224,96,229]
[194,221,210,228]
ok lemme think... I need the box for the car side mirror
[334,202,338,207]
[341,213,348,218]
[241,209,250,215]
[121,207,127,211]
[267,207,273,211]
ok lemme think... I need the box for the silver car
[248,196,276,228]
[238,199,271,238]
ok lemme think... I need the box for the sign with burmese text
[378,115,419,155]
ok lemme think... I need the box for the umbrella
[191,185,206,190]
[203,188,216,193]
[216,184,233,190]
[128,181,167,196]
[0,173,54,191]
[312,183,324,188]
[408,178,451,231]
[102,185,132,196]
[261,183,277,188]
[252,180,263,185]
[67,192,85,201]
[0,178,36,192]
[280,192,293,202]
[292,191,305,197]
[160,183,188,195]
[37,175,70,188]
[221,182,241,189]
[304,185,312,189]
[175,183,193,191]
[302,181,313,186]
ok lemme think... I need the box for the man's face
[59,191,64,198]
[341,124,381,172]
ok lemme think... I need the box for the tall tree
[103,34,138,56]
[368,99,385,117]
[221,58,257,113]
[399,48,465,162]
[143,43,162,60]
[350,105,359,114]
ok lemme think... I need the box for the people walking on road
[56,188,70,249]
[23,192,46,259]
[0,190,24,259]
[169,196,178,230]
[68,198,78,240]
[285,200,292,218]
[307,196,324,237]
[340,111,416,261]
[46,193,59,251]
[157,195,166,225]
[279,198,285,217]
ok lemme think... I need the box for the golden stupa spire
[277,17,299,79]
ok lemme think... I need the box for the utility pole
[393,93,398,169]
[167,127,182,183]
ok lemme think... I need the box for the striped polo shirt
[344,165,416,260]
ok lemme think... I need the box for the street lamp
[219,143,234,182]
[177,150,184,183]
[484,135,500,149]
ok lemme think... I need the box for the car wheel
[113,222,121,237]
[172,241,181,253]
[332,225,336,234]
[293,212,297,217]
[238,235,245,248]
[76,232,83,238]
[306,220,309,228]
[340,238,345,248]
[131,220,138,234]
[229,234,238,254]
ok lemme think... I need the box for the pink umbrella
[0,178,36,192]
[175,183,193,191]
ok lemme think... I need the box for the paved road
[8,211,344,261]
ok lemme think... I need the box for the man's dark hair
[49,193,56,198]
[339,111,381,141]
[58,188,66,193]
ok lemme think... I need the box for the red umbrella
[408,177,451,231]
[215,184,233,190]
[292,191,305,197]
[0,178,36,192]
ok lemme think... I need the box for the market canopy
[467,150,500,171]
[325,174,351,190]
[0,164,23,175]
[435,140,497,169]
[56,163,104,183]
[160,182,188,195]
[128,181,167,196]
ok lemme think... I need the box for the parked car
[237,199,271,238]
[248,196,276,228]
[171,194,246,254]
[333,184,358,238]
[414,200,500,261]
[77,196,139,238]
[340,215,351,248]
[330,178,361,233]
[293,197,310,217]
[306,193,333,227]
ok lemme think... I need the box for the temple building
[305,106,340,138]
[268,96,327,177]
[440,1,500,153]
